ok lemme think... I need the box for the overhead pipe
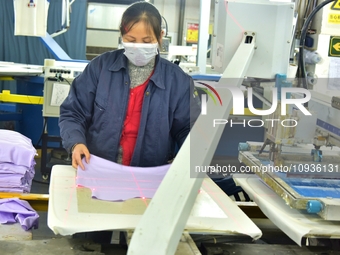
[177,0,186,45]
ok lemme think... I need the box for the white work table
[47,165,262,240]
[0,61,43,76]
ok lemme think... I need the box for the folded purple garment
[0,198,39,230]
[0,184,31,193]
[0,188,29,193]
[0,162,35,193]
[76,154,171,201]
[0,173,29,186]
[0,130,37,167]
[0,162,30,175]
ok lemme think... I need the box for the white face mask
[122,42,158,66]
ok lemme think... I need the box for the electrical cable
[56,74,72,85]
[296,0,307,35]
[298,0,335,90]
[303,0,313,20]
[35,117,47,147]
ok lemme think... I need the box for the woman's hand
[72,143,90,170]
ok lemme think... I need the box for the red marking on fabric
[76,185,158,191]
[63,186,75,224]
[128,170,149,206]
[76,176,163,183]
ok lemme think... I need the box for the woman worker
[59,1,201,169]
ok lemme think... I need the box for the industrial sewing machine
[237,78,340,219]
[233,0,340,223]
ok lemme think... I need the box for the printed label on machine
[50,83,70,106]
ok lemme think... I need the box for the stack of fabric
[0,130,37,193]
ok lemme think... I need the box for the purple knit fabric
[76,154,171,201]
[0,198,39,230]
[0,162,29,175]
[0,130,36,193]
[0,130,36,167]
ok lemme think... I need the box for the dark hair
[120,1,162,44]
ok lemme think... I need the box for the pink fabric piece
[76,154,171,201]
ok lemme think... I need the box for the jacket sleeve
[171,76,201,149]
[58,60,99,153]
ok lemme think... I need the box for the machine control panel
[44,66,82,79]
[42,61,88,117]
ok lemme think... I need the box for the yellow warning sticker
[329,13,340,24]
[331,0,340,10]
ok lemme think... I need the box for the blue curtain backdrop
[0,0,87,65]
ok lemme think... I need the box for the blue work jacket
[59,49,201,167]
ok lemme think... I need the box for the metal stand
[40,117,64,180]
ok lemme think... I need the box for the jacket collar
[108,50,165,90]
